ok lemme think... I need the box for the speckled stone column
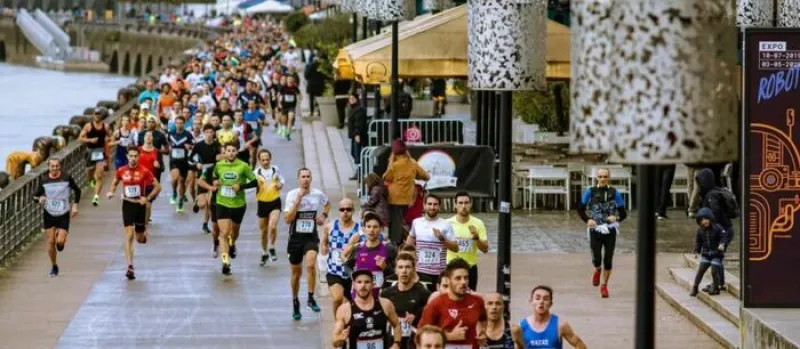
[423,0,455,11]
[609,0,738,163]
[467,0,547,91]
[738,0,775,27]
[355,0,378,18]
[778,0,800,27]
[375,0,407,21]
[569,0,614,154]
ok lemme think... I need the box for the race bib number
[124,185,141,198]
[46,199,65,212]
[248,121,259,130]
[119,137,131,147]
[171,148,186,159]
[284,94,295,102]
[456,238,473,253]
[220,186,237,198]
[373,271,384,287]
[419,248,440,266]
[90,149,104,161]
[399,318,412,337]
[296,218,315,233]
[331,250,343,265]
[357,339,383,349]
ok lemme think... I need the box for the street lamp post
[468,0,547,319]
[371,0,406,141]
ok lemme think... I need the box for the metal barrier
[357,146,379,201]
[367,118,465,146]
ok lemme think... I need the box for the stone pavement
[0,125,321,348]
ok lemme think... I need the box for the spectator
[655,165,675,220]
[304,56,325,117]
[696,168,738,293]
[383,139,430,246]
[347,93,367,180]
[686,164,702,218]
[385,80,413,119]
[362,173,389,227]
[690,207,727,296]
[333,71,352,129]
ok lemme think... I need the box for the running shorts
[210,203,218,223]
[145,185,156,203]
[257,198,282,218]
[43,211,70,230]
[216,205,246,224]
[170,160,189,178]
[326,273,353,297]
[287,236,319,265]
[281,102,297,113]
[122,200,147,233]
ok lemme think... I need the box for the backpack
[710,187,740,219]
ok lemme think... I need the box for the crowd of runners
[31,16,589,349]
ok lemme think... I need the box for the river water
[0,63,134,165]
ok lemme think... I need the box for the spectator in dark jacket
[304,57,325,117]
[385,80,413,119]
[333,72,352,128]
[696,168,735,291]
[362,173,389,226]
[691,207,729,296]
[347,93,368,180]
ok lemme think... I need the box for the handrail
[0,21,225,266]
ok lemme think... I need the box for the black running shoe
[202,223,211,234]
[230,244,237,259]
[307,297,321,313]
[222,263,232,275]
[193,203,200,214]
[49,264,59,277]
[269,248,277,262]
[126,266,135,280]
[292,299,302,320]
[260,254,269,267]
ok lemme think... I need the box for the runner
[448,192,489,291]
[483,293,516,349]
[427,271,450,303]
[405,194,458,292]
[168,116,194,213]
[381,252,432,349]
[243,99,265,167]
[189,124,222,233]
[217,114,238,145]
[212,141,257,275]
[110,115,136,170]
[78,107,109,206]
[254,149,285,264]
[418,258,487,349]
[332,269,403,349]
[321,198,360,317]
[186,117,205,203]
[512,286,587,349]
[284,167,329,320]
[138,130,162,225]
[278,75,299,140]
[415,326,447,349]
[106,146,161,280]
[345,212,397,298]
[267,72,282,130]
[33,158,81,277]
[196,161,221,258]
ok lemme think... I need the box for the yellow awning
[334,5,571,84]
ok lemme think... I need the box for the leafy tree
[512,81,570,133]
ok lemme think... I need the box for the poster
[743,28,800,308]
[372,145,495,198]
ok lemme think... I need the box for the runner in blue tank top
[513,285,586,349]
[321,198,359,318]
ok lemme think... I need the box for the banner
[372,145,495,198]
[743,28,800,308]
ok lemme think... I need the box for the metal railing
[357,146,379,201]
[367,118,465,146]
[0,22,223,267]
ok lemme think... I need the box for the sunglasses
[597,175,609,178]
[339,208,353,212]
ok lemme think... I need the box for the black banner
[743,28,800,308]
[371,145,495,198]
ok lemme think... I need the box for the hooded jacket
[696,168,733,229]
[694,208,730,255]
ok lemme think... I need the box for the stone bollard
[50,136,66,152]
[97,100,119,110]
[83,107,96,116]
[69,115,90,128]
[0,171,9,189]
[32,136,53,159]
[6,151,43,180]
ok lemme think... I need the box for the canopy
[334,5,571,84]
[237,0,265,9]
[244,0,294,14]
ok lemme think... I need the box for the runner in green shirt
[212,141,257,275]
[447,192,489,291]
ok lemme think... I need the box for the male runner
[254,149,285,264]
[577,167,627,298]
[419,258,487,349]
[186,117,205,203]
[278,75,299,140]
[190,124,222,233]
[415,326,447,349]
[106,146,161,280]
[79,107,109,206]
[484,293,516,349]
[321,198,360,317]
[345,212,397,298]
[448,192,489,291]
[332,269,403,349]
[212,141,257,275]
[197,161,221,257]
[34,158,80,276]
[168,116,194,212]
[284,167,329,320]
[406,194,458,292]
[512,286,587,349]
[381,252,432,349]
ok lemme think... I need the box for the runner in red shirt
[419,258,487,349]
[106,146,161,280]
[138,131,162,225]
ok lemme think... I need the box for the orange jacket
[383,155,429,206]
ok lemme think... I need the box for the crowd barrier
[367,118,464,147]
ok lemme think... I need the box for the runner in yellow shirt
[254,149,285,265]
[447,192,489,291]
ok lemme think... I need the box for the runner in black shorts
[167,116,194,213]
[34,158,81,277]
[284,168,329,320]
[197,162,222,258]
[106,146,161,280]
[254,149,285,265]
[189,124,221,234]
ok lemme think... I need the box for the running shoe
[202,223,211,234]
[193,202,200,213]
[126,265,135,280]
[229,236,237,259]
[170,193,177,205]
[212,244,219,259]
[292,299,302,320]
[307,297,321,313]
[176,201,184,213]
[269,248,277,262]
[89,178,96,189]
[600,285,609,298]
[92,194,99,207]
[49,264,59,277]
[592,269,600,287]
[260,254,269,267]
[690,287,699,297]
[222,263,232,275]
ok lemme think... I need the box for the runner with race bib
[321,198,360,318]
[345,212,397,299]
[33,158,81,277]
[332,269,403,349]
[381,253,431,349]
[405,194,458,292]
